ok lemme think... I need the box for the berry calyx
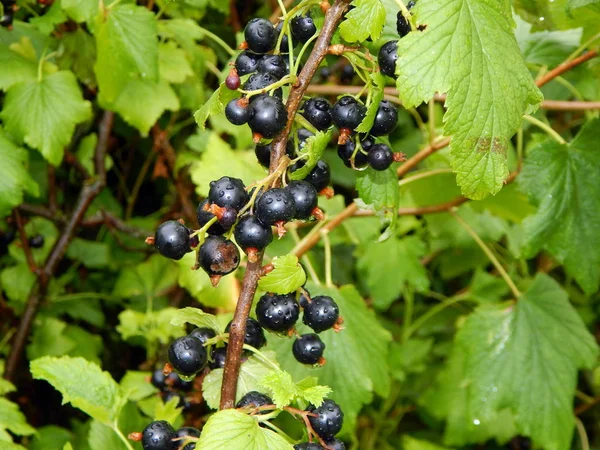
[225,98,250,125]
[370,100,398,136]
[367,143,394,171]
[175,427,200,450]
[331,96,367,132]
[226,317,266,349]
[291,14,317,43]
[378,40,398,78]
[154,220,191,260]
[234,215,273,262]
[235,51,262,76]
[293,333,325,365]
[301,97,332,131]
[256,292,300,333]
[285,180,319,220]
[197,199,228,235]
[225,68,241,90]
[244,18,276,54]
[168,336,207,377]
[248,96,288,139]
[255,187,296,234]
[302,295,340,333]
[257,54,288,80]
[198,235,241,286]
[236,391,273,411]
[302,160,331,193]
[141,420,176,450]
[188,327,216,345]
[307,399,344,440]
[208,176,249,212]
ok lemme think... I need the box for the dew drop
[473,419,481,425]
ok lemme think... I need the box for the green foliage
[260,372,331,409]
[257,254,307,294]
[288,131,333,180]
[340,0,386,42]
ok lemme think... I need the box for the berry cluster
[378,1,416,79]
[0,0,15,28]
[150,368,194,410]
[139,420,200,450]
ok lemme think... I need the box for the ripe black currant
[166,372,193,391]
[226,317,266,349]
[255,187,296,228]
[214,205,239,230]
[370,100,398,136]
[303,295,340,332]
[294,444,323,450]
[208,176,249,212]
[397,1,415,37]
[298,290,311,308]
[285,180,318,220]
[175,427,200,450]
[275,22,290,52]
[337,136,373,169]
[198,235,240,284]
[325,438,346,450]
[331,96,367,131]
[188,327,216,345]
[257,54,287,80]
[0,13,13,28]
[297,128,315,146]
[301,97,332,131]
[197,199,228,235]
[225,98,250,125]
[293,333,325,365]
[244,18,276,54]
[141,420,176,450]
[368,143,394,171]
[243,72,282,98]
[378,40,398,78]
[234,215,273,260]
[150,369,167,390]
[291,14,316,43]
[162,390,185,408]
[209,346,228,369]
[235,51,262,76]
[248,96,288,139]
[236,391,273,410]
[302,160,331,193]
[340,64,355,84]
[168,336,207,377]
[256,292,300,333]
[28,234,44,248]
[255,140,295,168]
[307,399,344,440]
[154,220,191,260]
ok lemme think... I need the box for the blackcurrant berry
[257,54,287,80]
[208,176,249,212]
[168,336,207,377]
[378,40,398,78]
[243,72,282,98]
[234,215,273,256]
[198,235,241,282]
[225,71,240,90]
[28,234,44,248]
[0,14,13,28]
[255,188,296,226]
[236,391,273,410]
[307,399,344,440]
[235,51,262,76]
[151,369,167,390]
[396,1,415,37]
[141,420,176,450]
[225,98,250,125]
[217,206,239,229]
[226,317,266,349]
[301,97,332,131]
[166,372,193,391]
[189,327,216,345]
[303,295,339,332]
[368,143,394,171]
[162,390,185,408]
[331,96,367,131]
[293,333,325,365]
[285,180,318,220]
[209,346,228,370]
[248,96,288,139]
[370,100,398,136]
[340,64,355,84]
[275,22,290,52]
[291,14,316,43]
[294,444,323,450]
[298,290,311,308]
[256,293,300,333]
[303,160,331,193]
[297,128,315,146]
[255,140,295,168]
[244,18,276,54]
[175,427,200,450]
[337,136,373,169]
[324,438,346,450]
[197,199,228,235]
[155,220,191,260]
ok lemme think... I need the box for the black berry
[168,336,207,377]
[255,188,296,226]
[396,1,415,37]
[307,399,344,440]
[235,51,262,76]
[340,64,355,84]
[378,40,398,78]
[275,22,290,52]
[225,98,250,125]
[255,140,295,168]
[226,317,266,349]
[243,72,282,98]
[151,369,167,390]
[285,180,318,220]
[337,136,373,169]
[208,176,249,212]
[155,220,191,260]
[234,215,273,254]
[198,235,241,280]
[256,293,300,333]
[209,346,228,369]
[188,327,216,345]
[0,13,13,28]
[166,372,193,391]
[302,97,332,131]
[324,438,346,450]
[248,96,288,139]
[197,199,228,235]
[331,96,367,131]
[293,333,325,365]
[297,128,315,146]
[368,144,394,171]
[236,391,273,410]
[28,234,44,248]
[303,295,339,332]
[302,160,331,192]
[141,420,176,450]
[175,427,200,450]
[244,18,276,54]
[216,206,239,230]
[298,290,311,308]
[291,14,316,43]
[294,444,323,450]
[258,54,287,80]
[162,390,185,408]
[370,100,398,136]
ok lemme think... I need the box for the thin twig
[13,209,37,274]
[535,50,598,88]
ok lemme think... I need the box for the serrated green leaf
[63,443,73,450]
[514,0,600,35]
[153,396,183,423]
[193,83,238,131]
[30,356,123,424]
[515,17,581,67]
[466,269,510,304]
[0,398,35,438]
[197,409,294,450]
[355,89,384,133]
[0,443,27,450]
[27,317,76,360]
[396,0,543,199]
[340,0,386,42]
[30,425,72,450]
[0,70,92,166]
[113,254,178,299]
[389,338,433,382]
[0,41,38,90]
[259,372,331,409]
[170,307,223,333]
[61,0,98,23]
[356,167,399,212]
[57,29,97,88]
[159,41,193,84]
[117,308,185,346]
[119,371,157,402]
[289,130,332,180]
[66,238,110,269]
[257,255,307,294]
[519,119,600,294]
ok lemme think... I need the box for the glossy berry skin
[244,18,276,53]
[256,293,300,333]
[370,100,398,136]
[324,439,346,450]
[331,96,367,131]
[0,14,13,28]
[303,295,339,332]
[218,206,239,230]
[208,176,249,211]
[294,444,323,450]
[225,73,240,90]
[275,22,290,52]
[225,99,250,125]
[150,369,167,390]
[236,391,273,410]
[285,180,318,220]
[257,54,287,80]
[162,390,185,408]
[248,96,287,139]
[155,221,191,260]
[337,136,374,169]
[255,140,295,168]
[198,235,240,277]
[166,372,193,391]
[209,346,227,369]
[197,199,228,235]
[28,234,44,248]
[297,128,315,146]
[175,427,200,450]
[234,215,273,252]
[291,14,316,43]
[298,290,310,308]
[378,40,398,78]
[255,188,296,226]
[302,97,332,131]
[168,336,207,377]
[243,72,282,98]
[189,327,216,345]
[340,64,355,84]
[141,420,176,450]
[368,144,394,171]
[396,1,415,37]
[235,51,262,76]
[303,160,331,192]
[293,333,325,365]
[307,399,344,440]
[226,317,266,349]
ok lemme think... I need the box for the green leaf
[193,83,238,131]
[61,0,98,23]
[0,70,92,166]
[30,1,67,35]
[339,0,386,42]
[356,167,400,239]
[396,0,543,199]
[257,255,307,294]
[30,425,72,450]
[0,398,35,438]
[153,396,183,424]
[197,409,294,450]
[288,130,333,180]
[113,254,178,299]
[0,40,39,90]
[57,29,97,88]
[0,128,39,217]
[27,317,76,360]
[402,435,451,450]
[389,338,433,382]
[259,372,330,409]
[515,18,582,67]
[466,269,510,304]
[0,379,15,396]
[519,119,600,294]
[170,307,223,334]
[433,274,598,449]
[66,238,110,269]
[355,88,384,134]
[159,41,193,84]
[117,308,185,346]
[119,371,157,402]
[30,356,124,424]
[357,235,429,309]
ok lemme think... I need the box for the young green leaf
[257,254,307,294]
[259,371,331,409]
[356,167,400,239]
[289,130,333,181]
[193,83,238,131]
[119,371,157,402]
[355,88,384,134]
[117,308,185,346]
[170,307,223,334]
[0,379,15,396]
[340,0,386,43]
[396,0,543,199]
[61,0,98,23]
[0,398,36,439]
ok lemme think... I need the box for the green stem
[294,114,319,134]
[293,33,319,74]
[575,417,590,450]
[398,168,454,187]
[239,75,296,97]
[321,231,333,288]
[113,424,135,450]
[198,26,236,56]
[516,127,524,170]
[242,344,282,372]
[523,115,566,145]
[565,32,600,63]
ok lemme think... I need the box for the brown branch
[575,396,600,416]
[536,50,598,88]
[219,0,351,410]
[539,100,600,111]
[13,209,37,274]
